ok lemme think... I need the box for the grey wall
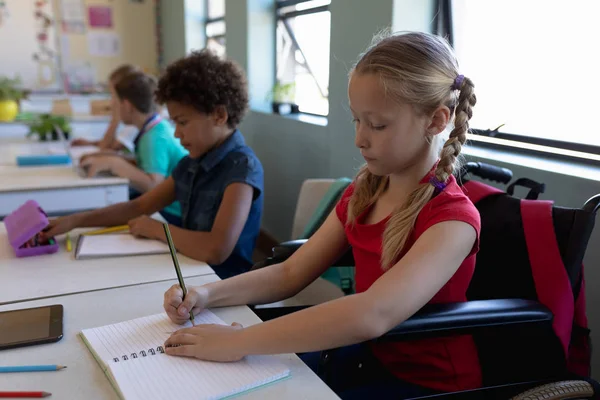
[227,0,401,239]
[159,0,187,68]
[170,0,600,377]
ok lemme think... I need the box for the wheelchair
[252,162,600,399]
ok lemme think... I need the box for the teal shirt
[135,119,188,216]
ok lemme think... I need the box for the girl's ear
[212,105,229,127]
[426,105,451,136]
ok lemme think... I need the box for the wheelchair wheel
[511,380,594,400]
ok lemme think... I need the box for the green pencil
[162,223,195,326]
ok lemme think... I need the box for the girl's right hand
[40,216,78,239]
[164,285,208,325]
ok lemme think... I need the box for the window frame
[205,0,225,52]
[436,0,600,162]
[275,0,331,117]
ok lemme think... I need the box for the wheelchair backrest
[461,178,596,384]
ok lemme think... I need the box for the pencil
[65,233,72,252]
[0,392,51,398]
[83,225,129,236]
[162,223,195,326]
[0,365,66,373]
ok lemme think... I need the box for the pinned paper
[87,32,120,57]
[88,6,112,28]
[60,0,85,33]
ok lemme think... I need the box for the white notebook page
[110,352,290,400]
[82,312,222,363]
[77,234,170,258]
[82,312,290,400]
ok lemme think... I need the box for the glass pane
[278,0,330,15]
[295,0,330,11]
[276,11,331,115]
[453,0,600,147]
[206,37,226,58]
[206,20,225,37]
[207,0,225,19]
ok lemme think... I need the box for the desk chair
[253,163,600,399]
[254,178,352,309]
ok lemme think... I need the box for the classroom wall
[0,0,159,89]
[54,0,160,81]
[0,0,59,89]
[226,0,402,240]
[169,0,600,377]
[159,0,186,68]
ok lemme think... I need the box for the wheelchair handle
[464,162,513,184]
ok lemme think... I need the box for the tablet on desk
[0,305,63,350]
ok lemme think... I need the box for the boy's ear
[426,105,451,136]
[121,98,132,112]
[212,105,229,127]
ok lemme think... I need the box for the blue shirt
[171,130,264,279]
[135,119,188,217]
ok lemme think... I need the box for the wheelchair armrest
[377,299,552,342]
[272,239,308,259]
[273,240,355,267]
[250,240,308,271]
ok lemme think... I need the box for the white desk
[0,139,99,167]
[0,166,128,218]
[0,226,214,305]
[0,276,339,400]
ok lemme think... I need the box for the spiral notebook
[80,312,290,400]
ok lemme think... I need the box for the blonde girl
[163,31,480,399]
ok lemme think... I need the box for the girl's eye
[351,118,359,124]
[372,124,386,131]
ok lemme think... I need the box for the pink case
[4,200,59,258]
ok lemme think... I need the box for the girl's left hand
[164,323,245,362]
[128,215,162,239]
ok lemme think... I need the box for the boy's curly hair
[155,50,249,128]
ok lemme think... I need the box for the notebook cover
[4,200,59,257]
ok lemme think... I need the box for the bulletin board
[0,0,159,92]
[0,0,60,90]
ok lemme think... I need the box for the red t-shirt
[335,174,482,392]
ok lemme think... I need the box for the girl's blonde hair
[347,31,476,270]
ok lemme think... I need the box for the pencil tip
[58,365,67,370]
[42,392,52,397]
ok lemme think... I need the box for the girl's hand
[163,285,209,325]
[127,215,162,239]
[164,323,245,362]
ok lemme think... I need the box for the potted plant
[26,114,71,141]
[0,76,26,122]
[268,82,299,115]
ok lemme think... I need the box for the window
[447,0,600,156]
[206,0,225,57]
[276,0,331,116]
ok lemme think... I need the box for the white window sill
[250,107,328,127]
[278,112,328,127]
[463,138,600,183]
